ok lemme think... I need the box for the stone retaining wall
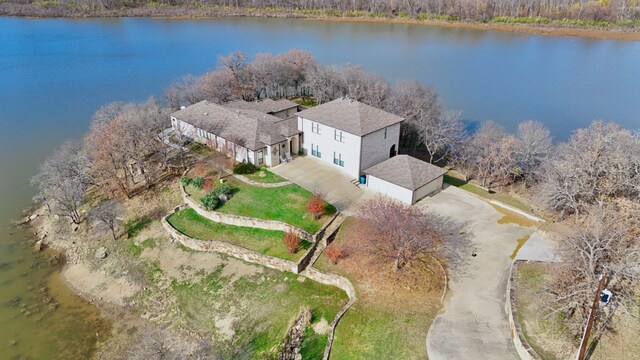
[163,206,298,274]
[505,260,543,360]
[301,267,356,360]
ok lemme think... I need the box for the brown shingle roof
[295,97,404,136]
[171,101,291,150]
[225,99,299,115]
[364,155,446,190]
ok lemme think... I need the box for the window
[312,122,321,134]
[257,149,264,165]
[384,127,388,139]
[334,129,344,142]
[311,144,321,158]
[333,152,344,167]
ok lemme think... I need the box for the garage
[364,155,446,205]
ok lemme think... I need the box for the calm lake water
[0,16,639,359]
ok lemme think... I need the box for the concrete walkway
[418,186,552,360]
[270,156,372,213]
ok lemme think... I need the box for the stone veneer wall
[505,260,543,360]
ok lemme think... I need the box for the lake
[0,16,639,359]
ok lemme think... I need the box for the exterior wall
[172,117,253,164]
[272,106,298,119]
[366,175,414,204]
[413,176,443,203]
[298,116,362,179]
[360,123,401,173]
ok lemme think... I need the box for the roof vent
[204,112,208,116]
[180,105,186,110]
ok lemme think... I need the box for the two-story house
[296,97,405,180]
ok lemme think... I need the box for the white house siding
[413,177,443,203]
[298,116,363,179]
[360,123,401,173]
[366,175,414,204]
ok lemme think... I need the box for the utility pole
[576,270,608,360]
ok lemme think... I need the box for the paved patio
[270,156,371,213]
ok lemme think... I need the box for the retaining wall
[505,260,543,360]
[163,206,298,274]
[181,183,314,241]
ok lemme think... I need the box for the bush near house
[180,176,191,186]
[191,176,204,189]
[200,193,220,210]
[306,195,326,220]
[233,162,258,174]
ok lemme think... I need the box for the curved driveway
[418,186,547,360]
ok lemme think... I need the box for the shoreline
[1,8,639,41]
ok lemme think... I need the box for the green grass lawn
[444,173,533,213]
[167,208,311,262]
[187,178,335,234]
[244,169,288,183]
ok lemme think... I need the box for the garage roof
[364,155,447,190]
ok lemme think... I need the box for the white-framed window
[384,127,388,139]
[312,122,321,134]
[333,152,344,167]
[311,144,321,158]
[257,149,264,165]
[334,129,344,142]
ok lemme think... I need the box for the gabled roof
[364,155,446,190]
[225,99,299,115]
[295,97,404,136]
[171,101,296,150]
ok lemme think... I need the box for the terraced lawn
[167,208,311,262]
[244,169,288,183]
[186,177,336,234]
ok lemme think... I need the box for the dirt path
[419,186,540,360]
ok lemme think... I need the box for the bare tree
[165,74,206,110]
[31,141,93,224]
[550,205,639,336]
[462,121,518,191]
[540,120,640,219]
[355,196,445,275]
[90,199,120,240]
[514,120,552,187]
[418,110,465,164]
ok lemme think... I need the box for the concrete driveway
[270,156,371,213]
[418,186,552,360]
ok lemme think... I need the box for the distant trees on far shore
[2,0,639,24]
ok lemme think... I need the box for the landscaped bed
[167,207,311,262]
[184,177,336,234]
[313,219,442,359]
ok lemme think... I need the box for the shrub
[203,178,214,192]
[306,196,325,220]
[326,244,343,264]
[283,231,301,254]
[233,162,258,175]
[213,183,234,197]
[180,176,191,186]
[200,192,220,210]
[191,176,204,189]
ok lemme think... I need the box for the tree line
[3,0,639,23]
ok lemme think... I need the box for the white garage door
[414,176,443,203]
